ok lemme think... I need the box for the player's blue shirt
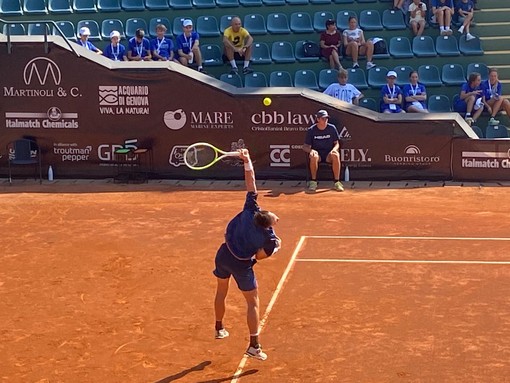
[304,123,340,153]
[128,37,151,58]
[76,39,100,53]
[225,192,279,260]
[482,80,502,101]
[103,43,126,61]
[176,32,200,55]
[403,83,427,109]
[456,0,473,12]
[151,37,174,60]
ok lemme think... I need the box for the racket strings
[185,145,217,168]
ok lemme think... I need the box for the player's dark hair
[254,211,273,228]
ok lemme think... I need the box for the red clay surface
[1,181,509,383]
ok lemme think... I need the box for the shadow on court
[196,369,258,383]
[153,361,212,382]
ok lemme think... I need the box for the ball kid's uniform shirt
[482,79,502,102]
[103,43,126,61]
[403,83,427,110]
[77,39,100,53]
[151,37,174,60]
[128,37,151,59]
[305,123,341,163]
[176,31,200,57]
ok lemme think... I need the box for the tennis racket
[183,142,241,170]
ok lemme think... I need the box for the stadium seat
[393,65,414,86]
[359,10,383,31]
[271,41,295,63]
[368,66,389,88]
[263,0,285,4]
[347,68,368,90]
[72,0,97,12]
[53,20,76,39]
[295,40,320,63]
[3,23,25,35]
[356,0,376,2]
[101,19,125,40]
[337,10,357,31]
[121,0,145,11]
[389,36,413,58]
[97,0,121,11]
[125,18,147,38]
[418,65,442,87]
[216,0,240,6]
[239,0,262,5]
[382,9,406,30]
[193,0,216,7]
[77,20,101,40]
[149,17,172,37]
[360,97,378,111]
[294,70,319,91]
[313,11,334,32]
[319,69,338,90]
[333,0,353,3]
[428,95,451,113]
[145,0,170,10]
[169,0,192,8]
[220,73,243,87]
[441,64,466,86]
[244,14,267,35]
[287,0,308,4]
[466,63,488,81]
[0,0,23,15]
[412,35,436,57]
[244,72,268,87]
[311,0,331,3]
[269,71,293,87]
[471,125,483,138]
[28,23,50,35]
[459,35,483,56]
[48,0,73,13]
[486,125,509,139]
[435,35,460,57]
[251,42,272,64]
[220,15,235,33]
[290,12,314,33]
[172,17,192,36]
[24,0,48,14]
[201,44,223,66]
[371,37,390,59]
[267,13,290,34]
[196,16,220,37]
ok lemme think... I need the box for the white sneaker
[458,25,465,34]
[215,328,229,339]
[489,117,500,126]
[245,345,267,361]
[466,33,476,41]
[366,61,376,70]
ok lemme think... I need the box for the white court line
[230,235,307,383]
[296,259,510,265]
[307,235,510,241]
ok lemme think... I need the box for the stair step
[479,0,510,9]
[475,9,510,23]
[480,37,510,51]
[472,23,510,36]
[482,51,510,65]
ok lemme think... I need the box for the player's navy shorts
[213,243,258,291]
[317,150,330,164]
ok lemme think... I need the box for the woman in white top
[342,17,376,70]
[409,0,427,36]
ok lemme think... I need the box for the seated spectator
[151,24,177,62]
[482,68,510,126]
[403,70,429,113]
[323,69,363,105]
[432,0,454,35]
[222,16,254,75]
[454,72,484,125]
[103,30,127,61]
[320,19,342,71]
[127,29,152,61]
[342,16,376,70]
[303,110,344,193]
[409,0,427,36]
[76,27,102,54]
[393,0,410,12]
[380,71,405,114]
[176,19,206,73]
[456,0,476,41]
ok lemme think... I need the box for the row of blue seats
[1,0,395,16]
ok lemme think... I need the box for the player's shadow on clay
[153,361,257,383]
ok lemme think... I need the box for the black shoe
[242,67,254,75]
[230,67,239,75]
[198,67,207,74]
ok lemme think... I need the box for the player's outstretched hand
[239,149,251,163]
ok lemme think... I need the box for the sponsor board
[163,109,233,130]
[98,85,150,115]
[98,138,139,166]
[270,144,291,167]
[251,111,315,132]
[461,149,510,169]
[53,143,92,162]
[5,107,79,129]
[384,145,440,166]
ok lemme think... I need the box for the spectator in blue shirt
[381,71,405,114]
[432,0,454,35]
[151,24,176,62]
[456,0,476,41]
[127,29,152,61]
[403,71,429,113]
[76,27,102,55]
[102,30,127,61]
[482,68,510,126]
[176,19,206,73]
[454,72,484,125]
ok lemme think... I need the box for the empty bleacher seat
[348,68,368,90]
[368,66,389,88]
[435,35,460,57]
[295,40,320,62]
[412,35,436,57]
[121,0,145,11]
[441,64,466,86]
[101,19,125,40]
[239,0,262,5]
[53,20,76,39]
[245,72,268,87]
[251,42,272,64]
[319,69,338,90]
[313,11,334,32]
[220,73,243,87]
[428,95,451,113]
[333,0,353,3]
[337,10,357,31]
[149,17,172,37]
[196,16,220,37]
[466,63,488,81]
[24,0,48,14]
[77,20,101,40]
[486,125,509,139]
[356,0,376,2]
[3,23,25,35]
[73,0,97,12]
[244,14,267,35]
[389,36,413,58]
[0,0,23,15]
[382,9,406,30]
[145,0,170,10]
[263,0,285,4]
[97,0,121,11]
[471,125,483,138]
[290,12,314,33]
[311,0,330,3]
[295,70,319,90]
[48,0,72,13]
[125,18,148,38]
[193,0,216,7]
[267,13,290,34]
[271,41,295,63]
[459,35,483,56]
[418,64,442,87]
[359,10,383,31]
[394,65,414,86]
[216,0,240,6]
[201,44,223,66]
[360,97,378,111]
[169,0,192,8]
[28,23,50,35]
[172,17,191,36]
[287,0,308,4]
[270,71,293,87]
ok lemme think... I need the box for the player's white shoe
[215,328,229,339]
[245,345,267,361]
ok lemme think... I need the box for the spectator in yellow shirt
[223,17,254,75]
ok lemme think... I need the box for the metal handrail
[0,18,80,56]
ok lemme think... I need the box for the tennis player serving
[213,149,281,361]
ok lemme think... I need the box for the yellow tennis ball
[263,97,272,106]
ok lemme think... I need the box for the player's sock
[336,179,340,183]
[244,61,250,69]
[312,179,317,182]
[215,321,223,331]
[249,335,259,348]
[230,60,237,69]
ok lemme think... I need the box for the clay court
[1,180,510,383]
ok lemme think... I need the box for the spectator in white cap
[103,30,127,61]
[151,24,177,62]
[128,28,152,61]
[77,26,102,54]
[176,19,206,73]
[380,71,405,113]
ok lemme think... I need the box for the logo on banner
[164,109,187,130]
[270,145,291,167]
[53,143,93,162]
[384,145,440,166]
[461,149,510,169]
[5,107,79,129]
[24,57,61,86]
[250,111,315,132]
[98,86,149,115]
[98,139,139,165]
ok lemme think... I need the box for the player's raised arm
[239,149,256,193]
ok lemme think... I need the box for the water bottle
[344,166,350,182]
[48,165,54,181]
